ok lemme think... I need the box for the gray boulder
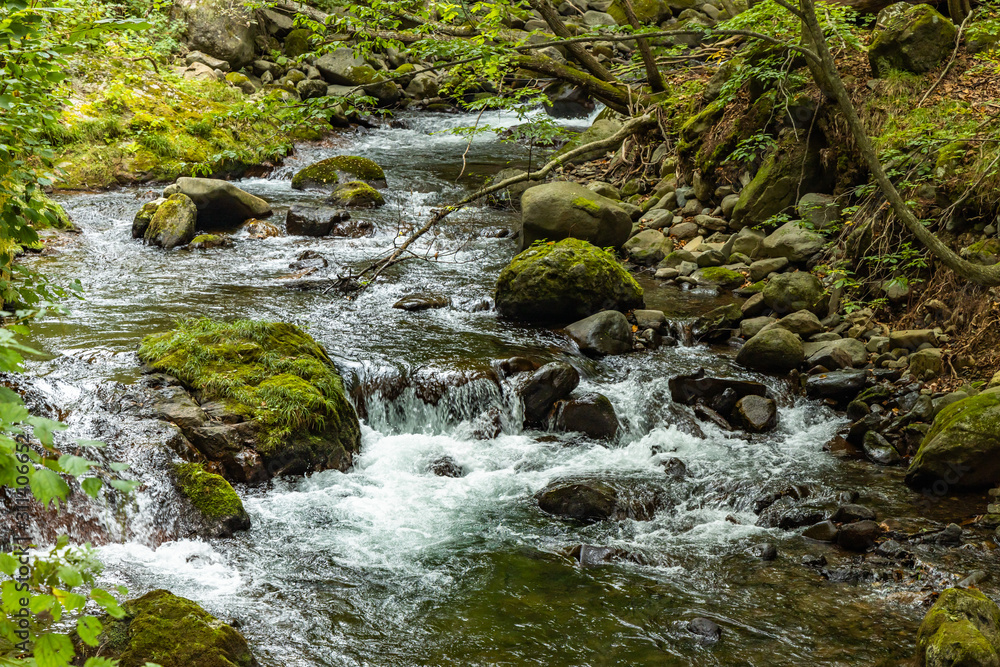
[797,193,841,230]
[315,48,400,105]
[519,181,632,251]
[736,327,804,373]
[623,229,672,265]
[869,3,956,78]
[144,194,197,249]
[552,392,619,440]
[564,310,632,356]
[761,221,825,263]
[163,177,271,228]
[518,362,580,424]
[763,272,824,314]
[174,0,257,69]
[285,205,350,237]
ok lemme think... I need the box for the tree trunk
[622,0,666,92]
[527,0,617,83]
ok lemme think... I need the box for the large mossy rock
[164,177,272,228]
[174,0,257,69]
[905,388,1000,491]
[495,238,644,323]
[291,156,387,191]
[144,193,197,249]
[730,132,824,229]
[89,589,259,667]
[329,181,385,208]
[763,271,825,315]
[138,319,361,481]
[607,0,680,25]
[172,462,250,538]
[519,181,632,251]
[916,588,1000,667]
[132,198,166,239]
[869,3,956,78]
[761,221,825,263]
[735,327,804,373]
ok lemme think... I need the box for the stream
[20,109,996,665]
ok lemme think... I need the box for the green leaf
[55,589,87,612]
[90,588,125,618]
[58,565,84,588]
[0,552,18,576]
[30,594,56,613]
[84,658,119,667]
[109,478,140,493]
[81,477,103,498]
[108,462,130,472]
[76,439,106,448]
[58,454,94,476]
[30,467,70,507]
[77,615,103,647]
[34,632,76,667]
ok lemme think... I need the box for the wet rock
[753,484,811,514]
[906,388,1000,491]
[567,543,632,567]
[242,219,282,238]
[188,233,232,250]
[749,542,778,561]
[285,205,350,237]
[824,435,865,459]
[144,193,197,249]
[634,309,667,332]
[661,457,687,479]
[732,395,777,433]
[499,357,539,377]
[694,403,733,431]
[393,295,450,311]
[915,523,964,545]
[289,250,328,271]
[171,462,251,538]
[518,181,632,251]
[430,456,463,477]
[863,431,903,465]
[916,588,1000,667]
[163,177,272,227]
[830,504,877,523]
[802,520,839,542]
[804,369,868,402]
[535,477,661,523]
[495,238,644,324]
[552,392,619,440]
[329,180,385,208]
[736,327,804,373]
[669,369,768,411]
[564,310,633,356]
[132,198,165,239]
[763,271,824,315]
[836,520,880,552]
[687,617,723,644]
[518,362,580,425]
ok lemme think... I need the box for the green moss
[172,462,245,519]
[137,319,360,456]
[571,196,602,214]
[697,266,745,286]
[395,63,415,74]
[678,98,727,152]
[329,180,385,207]
[291,155,386,190]
[284,28,312,57]
[916,588,1000,666]
[108,590,256,667]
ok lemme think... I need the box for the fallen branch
[352,113,656,290]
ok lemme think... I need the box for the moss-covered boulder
[283,27,312,58]
[132,198,165,239]
[730,132,824,229]
[175,0,256,69]
[329,180,385,208]
[86,589,259,667]
[138,319,361,481]
[869,3,956,78]
[496,238,644,323]
[144,193,197,249]
[519,181,632,251]
[291,156,387,191]
[172,462,250,537]
[314,49,400,106]
[906,388,1000,491]
[188,233,233,250]
[916,588,1000,667]
[735,327,804,373]
[763,271,825,315]
[607,0,678,25]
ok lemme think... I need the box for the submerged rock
[518,181,632,251]
[536,477,661,523]
[495,238,644,323]
[291,155,387,190]
[164,177,272,228]
[144,193,197,249]
[82,589,259,667]
[171,462,250,538]
[138,319,361,483]
[916,588,1000,667]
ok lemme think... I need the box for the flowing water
[19,110,996,665]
